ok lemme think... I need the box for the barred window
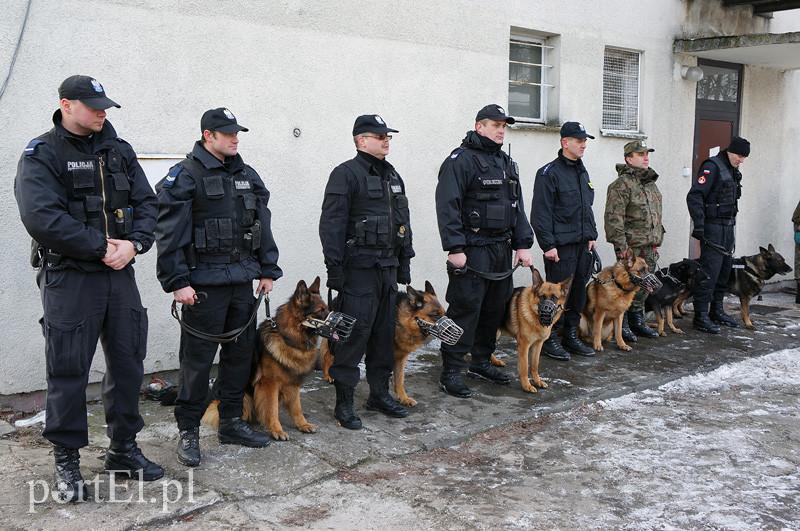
[602,47,641,132]
[508,36,552,122]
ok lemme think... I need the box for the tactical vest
[61,142,133,239]
[704,153,740,222]
[181,158,261,263]
[346,168,410,257]
[461,150,518,233]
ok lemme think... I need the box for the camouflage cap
[624,140,655,156]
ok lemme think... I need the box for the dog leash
[702,238,734,257]
[447,261,522,280]
[171,291,266,343]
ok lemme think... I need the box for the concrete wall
[1,0,798,395]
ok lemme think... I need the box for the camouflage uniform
[604,163,664,312]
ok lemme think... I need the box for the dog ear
[406,285,424,308]
[309,276,321,293]
[759,246,768,255]
[294,279,308,298]
[560,276,573,299]
[531,267,544,290]
[768,243,775,253]
[424,280,436,295]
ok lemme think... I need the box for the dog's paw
[270,429,289,441]
[744,323,756,331]
[618,344,633,352]
[323,376,334,384]
[672,328,685,335]
[521,383,538,394]
[533,379,548,389]
[398,396,418,407]
[659,331,667,337]
[593,343,604,352]
[297,422,316,434]
[490,355,506,367]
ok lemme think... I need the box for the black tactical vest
[61,141,133,239]
[704,153,740,222]
[462,150,519,233]
[345,166,410,257]
[181,158,261,263]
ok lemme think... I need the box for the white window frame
[601,47,642,134]
[508,34,554,123]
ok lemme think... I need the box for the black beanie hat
[727,136,750,157]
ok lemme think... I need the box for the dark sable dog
[203,277,330,441]
[645,259,709,335]
[728,244,792,329]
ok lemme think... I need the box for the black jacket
[319,151,414,277]
[154,142,282,292]
[687,150,742,232]
[14,110,157,272]
[531,149,598,252]
[435,130,533,252]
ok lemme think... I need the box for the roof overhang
[723,0,800,15]
[674,31,800,70]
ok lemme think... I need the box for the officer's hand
[587,240,596,251]
[326,266,344,291]
[514,248,533,267]
[691,230,704,242]
[103,239,136,270]
[447,252,467,269]
[174,286,197,306]
[103,241,118,261]
[256,278,273,295]
[544,248,560,263]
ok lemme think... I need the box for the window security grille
[602,48,640,132]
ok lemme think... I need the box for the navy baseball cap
[352,114,398,136]
[475,104,515,124]
[58,75,120,109]
[560,121,595,139]
[201,108,249,133]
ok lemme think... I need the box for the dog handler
[14,75,163,501]
[320,114,415,429]
[687,136,750,333]
[435,104,534,398]
[155,108,281,466]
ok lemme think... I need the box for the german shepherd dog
[579,255,655,352]
[498,268,571,394]
[645,259,708,335]
[728,244,792,329]
[322,281,450,407]
[203,277,329,441]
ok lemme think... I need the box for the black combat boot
[53,446,91,503]
[562,326,595,357]
[439,370,473,398]
[219,417,270,447]
[541,331,571,361]
[627,310,659,338]
[105,438,164,481]
[365,374,409,418]
[693,312,721,334]
[709,302,739,328]
[621,313,638,343]
[176,427,201,467]
[467,359,511,384]
[333,381,363,429]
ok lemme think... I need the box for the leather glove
[397,260,411,285]
[691,229,704,241]
[326,266,343,291]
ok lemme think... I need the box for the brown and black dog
[645,259,708,335]
[203,277,328,441]
[322,281,447,407]
[498,268,571,394]
[728,244,792,329]
[579,255,652,352]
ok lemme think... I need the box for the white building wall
[0,0,797,394]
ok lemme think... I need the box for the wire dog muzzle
[538,298,562,327]
[632,272,663,294]
[302,312,357,342]
[415,316,464,345]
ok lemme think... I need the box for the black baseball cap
[475,104,515,124]
[560,121,595,139]
[58,75,120,109]
[200,108,249,133]
[352,114,398,136]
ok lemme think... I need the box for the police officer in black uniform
[155,108,281,466]
[320,114,414,429]
[435,104,534,398]
[687,136,750,333]
[531,121,599,360]
[14,75,163,502]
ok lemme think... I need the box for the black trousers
[693,223,735,311]
[441,241,513,371]
[543,242,593,328]
[174,283,256,430]
[329,266,397,388]
[38,266,147,449]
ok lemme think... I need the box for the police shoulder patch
[24,138,44,156]
[163,164,184,188]
[541,163,553,175]
[450,148,464,160]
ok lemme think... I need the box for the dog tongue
[332,332,340,341]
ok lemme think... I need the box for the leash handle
[171,291,266,343]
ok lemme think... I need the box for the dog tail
[201,399,220,429]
